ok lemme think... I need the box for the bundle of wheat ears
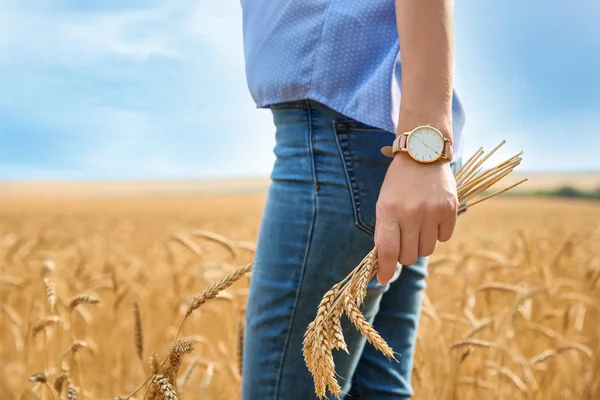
[303,140,528,398]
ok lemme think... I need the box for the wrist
[397,108,453,145]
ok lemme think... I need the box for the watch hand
[414,136,436,152]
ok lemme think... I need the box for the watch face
[407,126,445,163]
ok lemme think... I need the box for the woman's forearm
[395,0,454,143]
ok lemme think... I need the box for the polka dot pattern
[241,0,466,157]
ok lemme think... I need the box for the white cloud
[68,107,276,180]
[0,0,278,180]
[0,0,244,65]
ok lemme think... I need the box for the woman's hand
[374,146,459,285]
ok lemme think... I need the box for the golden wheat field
[1,193,599,400]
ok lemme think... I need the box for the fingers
[418,225,438,257]
[374,218,400,285]
[438,208,457,242]
[398,224,418,266]
[375,156,460,273]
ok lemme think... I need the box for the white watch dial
[406,127,445,162]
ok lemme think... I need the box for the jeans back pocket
[333,121,395,236]
[333,120,463,235]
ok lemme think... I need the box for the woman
[240,0,466,398]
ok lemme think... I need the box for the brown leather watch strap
[380,134,406,158]
[381,133,454,162]
[443,140,454,161]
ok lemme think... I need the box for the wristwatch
[381,125,453,163]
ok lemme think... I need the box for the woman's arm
[396,0,454,144]
[374,0,458,284]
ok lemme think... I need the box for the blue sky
[0,0,599,180]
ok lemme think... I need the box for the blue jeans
[242,100,460,399]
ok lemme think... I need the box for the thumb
[374,219,400,285]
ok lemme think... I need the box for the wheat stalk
[189,229,238,259]
[133,301,144,369]
[0,276,27,289]
[462,317,494,340]
[56,341,90,367]
[177,359,200,391]
[451,339,501,350]
[3,305,22,328]
[304,142,527,397]
[483,361,529,393]
[169,233,204,258]
[237,317,245,377]
[476,283,528,295]
[32,316,61,338]
[66,294,100,397]
[530,342,593,365]
[198,363,215,397]
[29,372,59,400]
[457,377,495,391]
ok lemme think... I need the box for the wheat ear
[43,277,56,314]
[133,301,144,370]
[304,142,527,398]
[66,386,78,400]
[302,284,342,398]
[30,372,60,400]
[163,339,194,386]
[152,375,179,400]
[53,371,69,396]
[68,294,101,310]
[174,262,253,340]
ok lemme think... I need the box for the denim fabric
[242,100,460,399]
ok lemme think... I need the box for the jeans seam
[273,103,318,400]
[332,124,375,236]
